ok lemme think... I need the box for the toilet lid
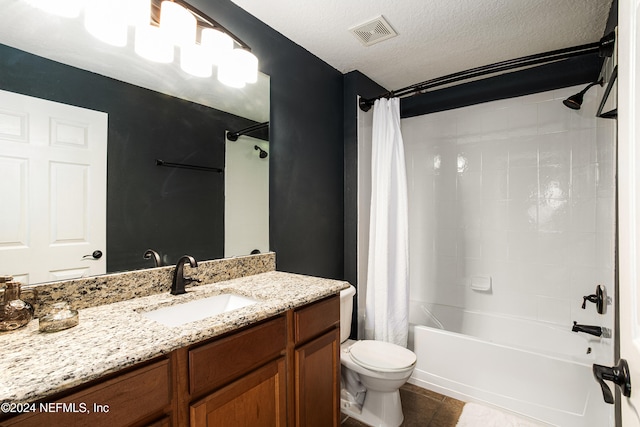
[349,340,416,372]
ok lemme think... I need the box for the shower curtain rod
[359,32,615,112]
[227,121,269,141]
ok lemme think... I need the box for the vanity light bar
[24,0,259,88]
[167,0,252,51]
[152,0,259,87]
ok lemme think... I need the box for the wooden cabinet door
[294,328,340,427]
[190,358,286,427]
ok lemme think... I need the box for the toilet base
[341,388,404,427]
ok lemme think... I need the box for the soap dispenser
[0,276,35,331]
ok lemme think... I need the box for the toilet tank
[340,285,356,343]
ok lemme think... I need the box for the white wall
[401,85,616,329]
[225,135,269,257]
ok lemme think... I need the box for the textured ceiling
[229,0,612,90]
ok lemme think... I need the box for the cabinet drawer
[189,316,286,397]
[3,359,172,427]
[294,295,339,345]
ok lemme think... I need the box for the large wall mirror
[0,1,269,285]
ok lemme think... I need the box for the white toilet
[339,285,417,427]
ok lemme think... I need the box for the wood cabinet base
[2,294,341,427]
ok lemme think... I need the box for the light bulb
[127,0,151,26]
[160,1,196,46]
[85,2,128,47]
[134,25,174,63]
[218,49,258,88]
[217,50,246,88]
[235,49,258,84]
[181,44,213,78]
[201,28,233,66]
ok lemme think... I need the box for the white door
[0,90,107,284]
[619,0,640,424]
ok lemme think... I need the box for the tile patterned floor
[341,383,465,427]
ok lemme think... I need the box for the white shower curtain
[365,97,410,347]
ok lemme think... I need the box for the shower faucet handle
[581,285,605,314]
[581,294,598,309]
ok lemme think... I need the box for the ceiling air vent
[349,15,398,47]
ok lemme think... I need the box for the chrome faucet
[171,255,200,295]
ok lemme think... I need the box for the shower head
[254,145,268,158]
[562,78,603,110]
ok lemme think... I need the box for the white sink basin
[141,294,260,327]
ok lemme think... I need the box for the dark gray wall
[189,0,345,279]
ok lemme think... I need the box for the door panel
[0,156,28,248]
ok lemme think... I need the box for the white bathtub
[407,303,614,427]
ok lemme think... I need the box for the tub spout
[572,321,602,337]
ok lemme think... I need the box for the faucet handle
[582,285,605,314]
[582,294,598,309]
[184,276,202,286]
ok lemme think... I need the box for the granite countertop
[0,271,350,404]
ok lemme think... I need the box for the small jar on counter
[0,276,35,332]
[39,302,79,333]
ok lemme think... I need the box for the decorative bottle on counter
[0,276,34,331]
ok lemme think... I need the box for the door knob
[82,250,103,260]
[593,359,632,404]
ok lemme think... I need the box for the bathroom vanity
[0,261,347,427]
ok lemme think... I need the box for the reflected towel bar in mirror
[155,159,223,173]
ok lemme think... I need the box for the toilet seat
[348,340,416,373]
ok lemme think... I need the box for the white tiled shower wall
[401,85,616,327]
